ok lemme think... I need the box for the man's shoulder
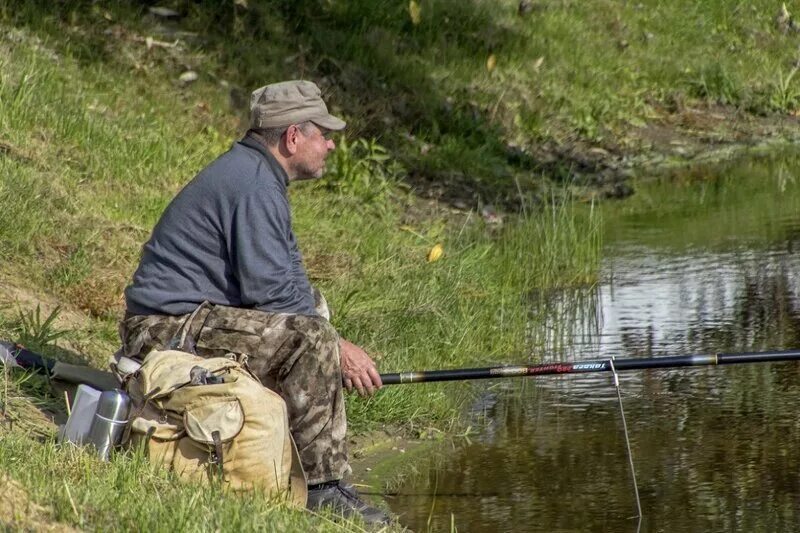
[196,141,283,193]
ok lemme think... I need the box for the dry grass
[0,473,79,532]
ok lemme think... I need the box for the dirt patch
[0,273,118,366]
[533,104,800,202]
[305,251,359,282]
[0,473,78,532]
[347,429,438,498]
[0,139,34,165]
[0,279,90,334]
[415,103,800,210]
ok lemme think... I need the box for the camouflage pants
[119,304,348,485]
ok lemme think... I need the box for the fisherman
[119,80,387,525]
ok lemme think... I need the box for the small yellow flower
[427,243,444,262]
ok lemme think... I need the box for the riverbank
[3,1,800,530]
[375,152,800,531]
[537,105,800,201]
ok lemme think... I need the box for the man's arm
[229,186,317,315]
[339,338,382,397]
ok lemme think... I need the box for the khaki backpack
[123,349,307,505]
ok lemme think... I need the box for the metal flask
[86,389,131,461]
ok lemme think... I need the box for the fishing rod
[0,341,54,373]
[6,340,800,389]
[379,348,800,385]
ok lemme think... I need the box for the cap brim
[311,114,346,131]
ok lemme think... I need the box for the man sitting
[119,80,387,525]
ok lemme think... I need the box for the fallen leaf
[486,53,497,72]
[427,243,444,262]
[409,0,422,25]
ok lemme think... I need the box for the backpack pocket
[183,397,244,445]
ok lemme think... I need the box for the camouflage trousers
[119,304,348,485]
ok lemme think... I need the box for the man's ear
[283,124,300,155]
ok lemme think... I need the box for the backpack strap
[210,430,224,481]
[120,387,162,445]
[167,301,212,354]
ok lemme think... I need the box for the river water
[387,152,800,532]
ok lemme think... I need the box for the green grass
[0,2,788,528]
[5,0,793,529]
[0,432,382,532]
[0,9,603,530]
[3,1,800,200]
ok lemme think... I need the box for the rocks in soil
[481,205,504,225]
[775,3,800,34]
[148,6,181,20]
[179,70,198,84]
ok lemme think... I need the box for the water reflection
[388,153,800,532]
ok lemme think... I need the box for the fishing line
[609,356,642,527]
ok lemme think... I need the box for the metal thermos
[86,389,131,461]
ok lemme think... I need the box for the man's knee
[289,314,339,352]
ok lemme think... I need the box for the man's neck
[247,131,295,181]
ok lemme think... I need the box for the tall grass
[297,189,602,430]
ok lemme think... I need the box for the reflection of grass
[607,150,800,248]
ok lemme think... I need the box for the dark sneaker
[307,481,390,526]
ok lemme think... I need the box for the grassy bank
[0,13,601,426]
[4,1,800,204]
[0,7,601,531]
[0,432,364,532]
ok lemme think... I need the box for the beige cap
[249,80,346,131]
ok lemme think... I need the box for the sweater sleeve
[229,185,317,315]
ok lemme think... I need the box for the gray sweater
[124,135,317,316]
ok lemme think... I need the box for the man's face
[289,123,336,180]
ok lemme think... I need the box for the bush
[320,137,404,204]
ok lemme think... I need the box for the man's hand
[339,338,383,397]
